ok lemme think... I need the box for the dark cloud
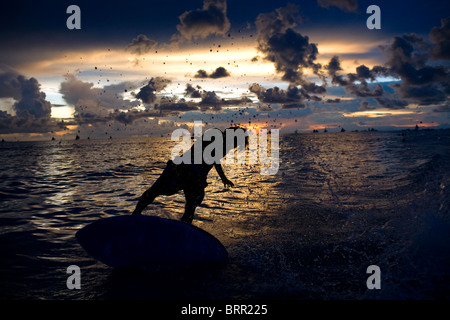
[125,34,158,55]
[185,83,251,111]
[135,77,171,104]
[325,42,447,108]
[76,86,251,125]
[198,91,251,111]
[0,65,23,100]
[398,83,447,106]
[301,81,326,94]
[325,57,385,98]
[254,4,297,37]
[194,70,209,79]
[317,0,358,12]
[374,96,408,109]
[346,82,384,98]
[59,74,251,126]
[326,98,341,104]
[101,82,142,109]
[360,100,376,110]
[325,56,348,86]
[110,110,152,125]
[200,91,225,110]
[0,66,70,134]
[73,99,198,126]
[325,56,342,75]
[429,17,450,60]
[262,29,321,84]
[74,108,161,126]
[60,74,173,126]
[433,103,450,112]
[209,66,230,79]
[194,66,230,79]
[255,4,323,86]
[379,32,450,106]
[14,76,52,119]
[184,83,203,98]
[175,0,230,40]
[0,110,66,134]
[249,83,317,109]
[249,84,298,104]
[253,11,449,113]
[355,65,374,81]
[281,103,307,109]
[60,74,141,124]
[382,34,447,86]
[60,74,98,108]
[157,96,198,112]
[0,65,51,119]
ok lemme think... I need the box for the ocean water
[0,130,449,300]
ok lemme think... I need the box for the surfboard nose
[76,215,228,270]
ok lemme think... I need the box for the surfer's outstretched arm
[214,163,234,187]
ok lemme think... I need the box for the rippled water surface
[1,130,449,299]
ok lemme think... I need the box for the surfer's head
[199,127,248,158]
[222,127,248,155]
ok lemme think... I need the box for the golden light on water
[242,123,264,131]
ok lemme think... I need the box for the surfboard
[76,215,228,270]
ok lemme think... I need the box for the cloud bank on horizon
[0,0,449,139]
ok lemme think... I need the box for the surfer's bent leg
[132,161,180,215]
[132,186,159,215]
[181,188,205,224]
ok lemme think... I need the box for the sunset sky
[0,0,449,140]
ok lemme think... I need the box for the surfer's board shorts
[152,160,209,195]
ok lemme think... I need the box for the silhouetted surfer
[132,127,246,224]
